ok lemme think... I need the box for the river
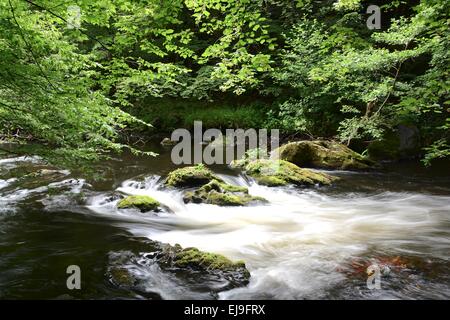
[0,143,449,299]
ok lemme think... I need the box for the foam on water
[86,173,450,299]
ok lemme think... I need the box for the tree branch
[23,0,112,53]
[8,0,59,91]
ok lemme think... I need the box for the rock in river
[117,195,161,212]
[166,164,267,206]
[165,164,222,188]
[183,180,266,206]
[232,158,335,187]
[272,140,374,170]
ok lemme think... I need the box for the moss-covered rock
[175,247,245,270]
[184,188,265,206]
[202,179,248,193]
[229,158,248,169]
[160,137,177,146]
[165,164,223,188]
[159,244,249,278]
[117,195,160,212]
[229,148,269,170]
[19,168,69,189]
[243,159,335,187]
[108,267,136,287]
[183,180,265,206]
[166,164,267,206]
[272,140,374,170]
[108,242,250,295]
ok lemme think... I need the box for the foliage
[0,0,155,167]
[271,0,449,163]
[0,0,448,166]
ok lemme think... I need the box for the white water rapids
[87,173,450,299]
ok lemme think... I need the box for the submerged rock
[160,137,177,146]
[272,140,373,170]
[165,164,223,188]
[236,159,335,187]
[108,267,136,287]
[107,241,251,296]
[117,195,160,212]
[18,168,69,189]
[183,180,265,206]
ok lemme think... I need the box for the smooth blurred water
[1,145,449,299]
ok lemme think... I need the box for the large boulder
[235,159,335,187]
[165,164,223,188]
[368,124,421,161]
[183,180,265,206]
[272,140,373,170]
[117,195,160,212]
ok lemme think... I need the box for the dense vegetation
[0,0,448,166]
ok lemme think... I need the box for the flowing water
[0,144,449,300]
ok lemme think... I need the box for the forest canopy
[0,0,448,167]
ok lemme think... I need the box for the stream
[0,143,449,300]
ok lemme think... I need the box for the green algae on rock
[107,242,251,294]
[165,164,223,188]
[272,140,374,170]
[117,195,160,212]
[166,165,267,206]
[243,159,335,187]
[108,267,136,287]
[160,137,178,146]
[158,244,249,279]
[183,180,264,206]
[229,148,269,170]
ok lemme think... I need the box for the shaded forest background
[0,0,448,167]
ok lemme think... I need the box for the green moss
[160,137,177,146]
[165,164,223,187]
[117,195,160,212]
[229,148,269,169]
[253,175,288,186]
[244,159,335,187]
[206,190,264,206]
[273,140,374,170]
[184,185,265,206]
[109,267,135,287]
[174,247,246,271]
[201,180,248,193]
[167,165,266,206]
[229,158,248,169]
